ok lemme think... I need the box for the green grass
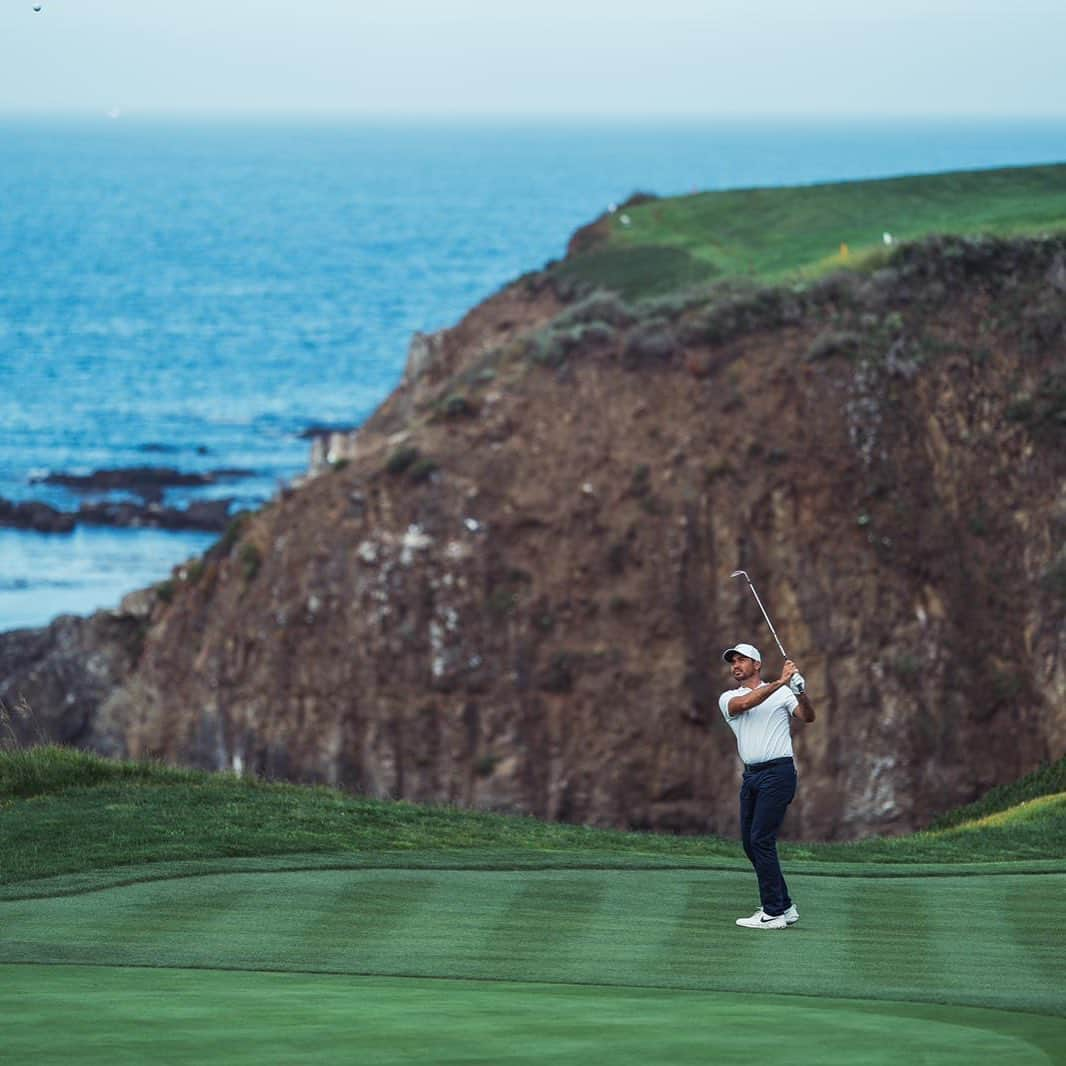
[3,868,1065,1063]
[3,747,1066,1063]
[552,163,1066,298]
[3,748,1066,888]
[6,968,1063,1066]
[0,746,744,887]
[2,746,1066,886]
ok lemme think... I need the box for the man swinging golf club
[720,573,816,929]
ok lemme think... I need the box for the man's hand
[789,672,806,695]
[779,660,797,685]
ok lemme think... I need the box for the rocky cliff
[4,234,1064,840]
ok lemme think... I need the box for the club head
[730,570,748,580]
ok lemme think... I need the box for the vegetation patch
[525,320,616,369]
[439,393,477,418]
[408,457,439,483]
[622,319,680,367]
[549,245,719,303]
[553,290,636,329]
[1006,369,1066,439]
[806,329,864,362]
[239,543,262,582]
[436,349,503,403]
[214,510,252,557]
[385,445,420,476]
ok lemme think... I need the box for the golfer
[719,643,816,930]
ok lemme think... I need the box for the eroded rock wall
[5,238,1064,840]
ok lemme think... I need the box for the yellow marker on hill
[839,242,850,259]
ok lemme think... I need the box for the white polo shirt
[718,683,799,766]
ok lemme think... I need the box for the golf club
[730,570,788,661]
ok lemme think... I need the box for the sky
[1,0,1065,119]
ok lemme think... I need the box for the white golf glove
[789,672,806,696]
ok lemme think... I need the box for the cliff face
[9,237,1066,840]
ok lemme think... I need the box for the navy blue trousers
[739,758,797,917]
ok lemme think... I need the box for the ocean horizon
[3,116,1065,632]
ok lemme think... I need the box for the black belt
[744,757,794,773]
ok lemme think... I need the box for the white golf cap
[722,643,761,663]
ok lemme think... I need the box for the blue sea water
[2,117,1065,631]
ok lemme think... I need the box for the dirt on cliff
[5,235,1065,841]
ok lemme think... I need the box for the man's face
[729,654,760,683]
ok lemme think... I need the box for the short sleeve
[719,689,738,721]
[784,689,800,716]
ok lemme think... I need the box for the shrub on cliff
[239,543,262,582]
[1007,368,1066,439]
[216,511,252,556]
[553,291,635,329]
[386,446,420,476]
[408,457,439,483]
[684,284,806,346]
[621,319,680,367]
[636,286,719,321]
[806,330,864,362]
[528,321,617,369]
[439,393,478,419]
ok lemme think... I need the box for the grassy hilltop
[553,163,1066,298]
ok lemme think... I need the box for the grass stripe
[1003,875,1066,991]
[646,868,811,992]
[926,876,1063,1017]
[843,880,940,996]
[360,870,525,979]
[662,877,746,982]
[481,874,608,980]
[0,883,250,968]
[294,874,441,971]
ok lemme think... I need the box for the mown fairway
[4,865,1066,1064]
[2,750,1065,1063]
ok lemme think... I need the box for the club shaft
[738,574,788,660]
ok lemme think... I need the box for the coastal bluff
[2,227,1064,841]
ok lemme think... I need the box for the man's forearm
[794,693,816,723]
[728,679,789,716]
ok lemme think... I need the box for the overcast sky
[2,0,1065,119]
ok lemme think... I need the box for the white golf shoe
[784,904,799,925]
[735,909,787,930]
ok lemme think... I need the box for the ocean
[2,117,1064,632]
